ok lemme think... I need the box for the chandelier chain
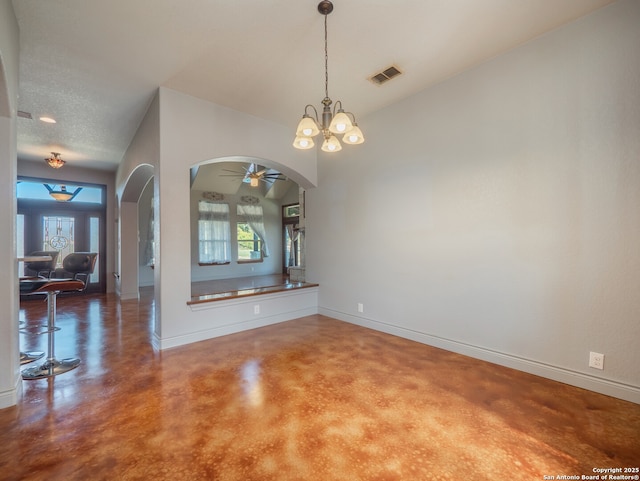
[324,13,329,100]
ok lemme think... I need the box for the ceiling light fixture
[45,152,66,169]
[221,164,287,187]
[293,0,364,153]
[39,116,57,124]
[44,184,82,202]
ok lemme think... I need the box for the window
[237,222,262,262]
[283,203,301,271]
[43,215,75,267]
[198,201,231,265]
[283,204,300,218]
[237,204,268,263]
[17,179,104,203]
[89,216,100,283]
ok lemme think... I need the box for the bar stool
[18,254,52,364]
[20,350,45,365]
[19,278,85,380]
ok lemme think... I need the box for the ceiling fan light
[296,116,320,137]
[321,134,342,152]
[342,124,364,145]
[250,177,259,187]
[328,110,353,134]
[293,135,315,150]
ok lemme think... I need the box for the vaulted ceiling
[12,0,615,171]
[192,162,296,200]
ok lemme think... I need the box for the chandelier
[293,0,364,153]
[44,184,83,202]
[45,152,66,169]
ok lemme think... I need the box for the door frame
[17,177,107,293]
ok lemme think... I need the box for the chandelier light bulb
[296,116,320,138]
[329,110,353,134]
[321,134,342,152]
[293,135,315,149]
[342,124,364,145]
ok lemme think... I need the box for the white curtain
[286,224,299,267]
[237,204,269,257]
[198,201,231,263]
[143,196,154,266]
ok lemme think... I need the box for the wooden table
[17,256,52,262]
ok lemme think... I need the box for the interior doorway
[17,177,106,293]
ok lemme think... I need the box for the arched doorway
[118,164,154,301]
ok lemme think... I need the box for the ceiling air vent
[369,65,403,85]
[17,110,33,119]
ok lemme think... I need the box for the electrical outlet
[357,303,364,313]
[589,351,604,370]
[254,305,260,315]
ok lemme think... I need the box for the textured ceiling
[12,0,616,171]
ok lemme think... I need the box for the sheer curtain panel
[198,201,231,264]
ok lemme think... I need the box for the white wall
[116,92,159,300]
[307,0,640,403]
[17,161,117,293]
[0,0,20,409]
[117,87,318,348]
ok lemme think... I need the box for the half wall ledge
[187,281,319,305]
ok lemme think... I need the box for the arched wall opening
[118,164,154,302]
[135,87,319,349]
[190,155,307,298]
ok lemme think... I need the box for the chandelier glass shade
[293,1,364,153]
[44,184,83,202]
[45,152,66,169]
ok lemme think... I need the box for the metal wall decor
[202,192,224,201]
[241,195,260,205]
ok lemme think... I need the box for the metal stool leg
[22,291,81,380]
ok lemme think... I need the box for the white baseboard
[320,308,640,405]
[119,290,140,301]
[155,307,318,350]
[0,375,22,410]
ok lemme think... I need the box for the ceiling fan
[220,163,287,187]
